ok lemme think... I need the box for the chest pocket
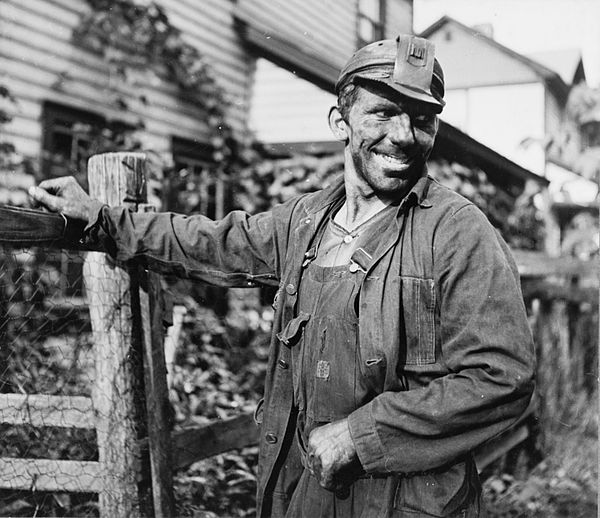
[400,276,436,365]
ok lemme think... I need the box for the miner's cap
[336,34,445,113]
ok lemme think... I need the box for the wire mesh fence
[0,246,100,517]
[0,239,267,518]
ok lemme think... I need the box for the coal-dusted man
[30,34,535,518]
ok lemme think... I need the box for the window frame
[40,101,106,296]
[356,0,386,48]
[41,101,105,183]
[170,136,228,220]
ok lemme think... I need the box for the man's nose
[388,113,414,145]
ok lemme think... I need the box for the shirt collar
[306,167,433,215]
[400,173,433,210]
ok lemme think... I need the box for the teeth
[375,152,408,166]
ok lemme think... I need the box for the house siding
[243,0,413,145]
[385,0,413,38]
[426,23,540,89]
[441,83,546,175]
[237,0,358,72]
[0,0,252,163]
[1,0,413,163]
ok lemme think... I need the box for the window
[41,102,106,189]
[41,102,106,296]
[582,121,600,149]
[169,137,228,220]
[357,0,385,47]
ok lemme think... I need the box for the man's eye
[413,114,433,125]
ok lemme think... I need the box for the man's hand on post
[28,177,94,224]
[306,418,358,491]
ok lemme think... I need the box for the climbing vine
[0,85,16,169]
[73,0,242,181]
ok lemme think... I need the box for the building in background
[420,16,584,175]
[420,16,597,204]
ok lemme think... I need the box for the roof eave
[434,120,549,187]
[420,16,571,95]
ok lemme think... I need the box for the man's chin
[377,167,424,194]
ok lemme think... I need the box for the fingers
[28,186,66,213]
[37,176,78,195]
[307,453,335,490]
[28,177,92,221]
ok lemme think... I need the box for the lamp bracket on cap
[393,35,435,95]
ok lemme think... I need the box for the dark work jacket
[85,175,535,517]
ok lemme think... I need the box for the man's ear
[328,106,348,141]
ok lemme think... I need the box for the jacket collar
[303,168,433,217]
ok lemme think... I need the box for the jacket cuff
[83,200,107,234]
[347,403,387,474]
[79,200,111,250]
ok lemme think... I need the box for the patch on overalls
[316,360,330,379]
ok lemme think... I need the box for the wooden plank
[521,279,598,305]
[0,458,102,492]
[474,424,530,472]
[0,75,215,144]
[2,2,75,42]
[85,153,147,518]
[2,14,250,88]
[0,394,94,429]
[5,0,84,28]
[236,0,354,66]
[171,413,259,469]
[164,305,187,392]
[512,249,599,277]
[138,265,176,516]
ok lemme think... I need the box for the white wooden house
[420,16,586,178]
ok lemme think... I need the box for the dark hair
[337,81,361,122]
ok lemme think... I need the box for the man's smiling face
[343,82,439,200]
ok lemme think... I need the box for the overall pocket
[309,316,359,422]
[400,276,436,366]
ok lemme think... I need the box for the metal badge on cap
[393,35,436,95]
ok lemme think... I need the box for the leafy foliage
[168,295,271,517]
[75,0,243,171]
[235,153,344,213]
[0,83,36,206]
[547,83,600,182]
[483,429,597,517]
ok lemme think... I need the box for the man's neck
[334,183,392,231]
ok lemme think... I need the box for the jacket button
[265,433,278,444]
[277,359,289,369]
[285,283,296,295]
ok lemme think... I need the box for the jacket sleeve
[82,200,282,287]
[347,204,536,474]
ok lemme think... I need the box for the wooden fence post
[139,251,176,516]
[84,152,174,517]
